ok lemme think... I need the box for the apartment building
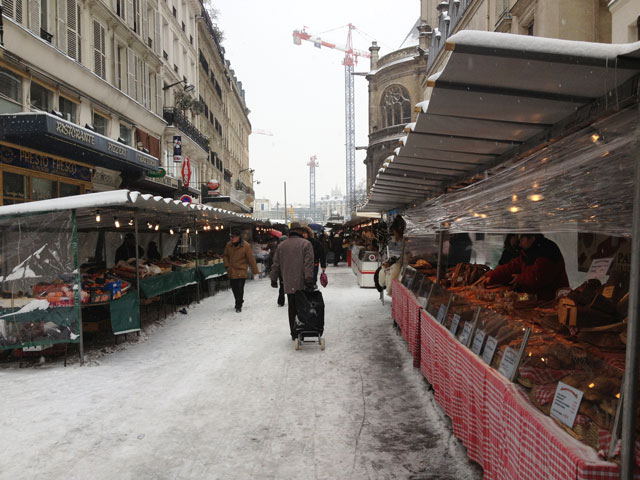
[0,0,250,208]
[196,8,252,213]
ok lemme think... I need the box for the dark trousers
[277,274,285,306]
[230,278,245,308]
[313,265,319,284]
[287,293,297,337]
[333,250,341,266]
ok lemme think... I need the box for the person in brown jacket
[223,226,259,313]
[270,222,314,339]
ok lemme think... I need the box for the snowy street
[1,265,481,480]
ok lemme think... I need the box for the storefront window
[59,97,77,123]
[93,112,108,135]
[3,172,27,204]
[119,124,132,145]
[59,182,81,197]
[0,66,23,114]
[30,82,53,112]
[32,177,56,201]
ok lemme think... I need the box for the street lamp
[239,168,254,174]
[162,79,195,92]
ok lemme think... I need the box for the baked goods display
[416,262,631,462]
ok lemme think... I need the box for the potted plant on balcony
[174,90,205,118]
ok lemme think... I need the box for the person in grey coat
[270,222,314,340]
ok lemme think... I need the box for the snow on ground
[0,265,482,480]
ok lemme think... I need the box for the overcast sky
[213,0,419,205]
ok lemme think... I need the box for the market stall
[0,190,255,361]
[371,32,640,479]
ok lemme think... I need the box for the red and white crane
[293,25,370,218]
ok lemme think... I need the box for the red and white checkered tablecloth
[406,294,422,367]
[416,308,635,480]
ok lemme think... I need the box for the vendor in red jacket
[484,234,569,301]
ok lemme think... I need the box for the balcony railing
[163,107,210,153]
[369,124,407,145]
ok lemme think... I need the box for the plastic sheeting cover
[404,107,638,237]
[0,211,79,349]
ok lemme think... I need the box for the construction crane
[308,155,318,216]
[293,24,370,219]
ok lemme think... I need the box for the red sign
[180,195,192,204]
[181,157,192,187]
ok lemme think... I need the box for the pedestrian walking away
[223,227,259,313]
[304,226,326,285]
[270,222,314,339]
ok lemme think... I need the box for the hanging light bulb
[154,224,160,231]
[114,217,121,228]
[170,228,174,235]
[186,227,190,234]
[128,218,134,226]
[220,225,224,230]
[147,222,153,230]
[95,210,101,223]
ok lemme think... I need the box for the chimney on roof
[417,23,432,52]
[369,41,380,71]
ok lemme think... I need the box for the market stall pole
[621,111,640,479]
[435,226,444,286]
[72,210,84,364]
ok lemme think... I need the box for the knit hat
[230,226,242,236]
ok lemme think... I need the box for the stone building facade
[363,1,438,194]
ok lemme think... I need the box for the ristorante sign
[0,144,92,182]
[50,118,158,170]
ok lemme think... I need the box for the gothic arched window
[380,85,411,128]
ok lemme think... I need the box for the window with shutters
[40,0,50,35]
[4,0,24,23]
[28,0,41,36]
[116,0,125,20]
[93,20,106,79]
[132,0,140,34]
[66,0,80,61]
[116,45,124,90]
[127,49,138,100]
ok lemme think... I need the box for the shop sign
[180,195,192,204]
[145,167,166,178]
[50,118,157,170]
[471,329,486,355]
[173,135,182,163]
[449,313,460,336]
[482,336,498,364]
[182,157,191,188]
[550,381,584,428]
[0,144,92,182]
[498,346,517,378]
[147,175,179,188]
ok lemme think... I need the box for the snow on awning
[364,32,640,212]
[0,190,257,230]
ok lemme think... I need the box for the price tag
[498,346,517,378]
[471,329,486,355]
[585,258,613,283]
[436,304,446,324]
[482,336,498,364]
[450,313,460,335]
[459,321,472,345]
[550,381,584,428]
[602,285,615,299]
